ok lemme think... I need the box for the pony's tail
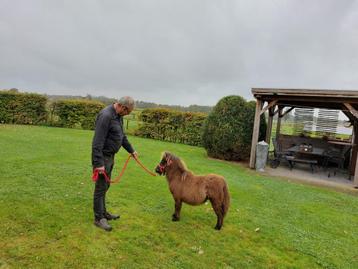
[221,182,230,216]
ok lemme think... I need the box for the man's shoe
[94,218,112,231]
[105,212,120,221]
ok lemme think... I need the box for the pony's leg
[210,199,223,230]
[172,199,182,221]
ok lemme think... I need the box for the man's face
[118,104,132,116]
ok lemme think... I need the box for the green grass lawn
[0,125,357,268]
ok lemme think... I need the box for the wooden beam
[280,107,295,118]
[249,99,263,169]
[257,97,358,109]
[343,103,358,119]
[342,110,355,125]
[260,100,278,115]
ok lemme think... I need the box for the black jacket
[92,104,134,168]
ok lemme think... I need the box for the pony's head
[155,152,173,176]
[155,151,188,176]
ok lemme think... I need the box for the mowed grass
[0,125,357,269]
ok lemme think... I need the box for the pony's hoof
[172,215,179,221]
[215,225,222,230]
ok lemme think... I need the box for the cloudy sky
[1,0,358,106]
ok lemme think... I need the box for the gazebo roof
[252,88,358,98]
[251,88,358,109]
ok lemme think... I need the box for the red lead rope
[92,154,156,184]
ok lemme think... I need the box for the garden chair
[270,137,292,168]
[325,145,351,178]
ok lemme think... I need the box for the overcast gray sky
[1,0,358,106]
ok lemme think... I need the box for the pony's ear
[162,151,169,160]
[165,152,173,166]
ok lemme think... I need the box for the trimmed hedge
[0,91,47,124]
[135,108,207,146]
[51,99,105,130]
[202,96,266,161]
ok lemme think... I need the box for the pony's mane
[163,152,190,180]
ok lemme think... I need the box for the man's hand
[96,166,105,174]
[131,151,138,160]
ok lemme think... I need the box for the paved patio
[262,161,358,194]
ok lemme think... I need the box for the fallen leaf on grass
[191,246,204,255]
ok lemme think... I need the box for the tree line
[1,89,266,161]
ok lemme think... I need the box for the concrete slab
[262,162,358,194]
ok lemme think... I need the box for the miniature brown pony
[155,152,230,230]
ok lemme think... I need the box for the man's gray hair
[118,96,135,110]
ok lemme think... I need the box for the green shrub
[0,90,47,124]
[135,108,207,146]
[51,99,105,130]
[202,96,266,161]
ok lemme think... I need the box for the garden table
[285,145,328,173]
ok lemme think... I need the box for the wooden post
[353,154,358,187]
[275,106,283,139]
[265,106,274,145]
[249,99,263,168]
[342,104,358,187]
[353,123,358,187]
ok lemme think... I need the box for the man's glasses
[122,106,130,114]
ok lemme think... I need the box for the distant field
[0,125,357,268]
[270,120,351,141]
[123,108,143,134]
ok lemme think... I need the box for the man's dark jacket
[92,104,134,168]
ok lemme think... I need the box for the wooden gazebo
[250,88,358,187]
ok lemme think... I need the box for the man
[92,96,138,231]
